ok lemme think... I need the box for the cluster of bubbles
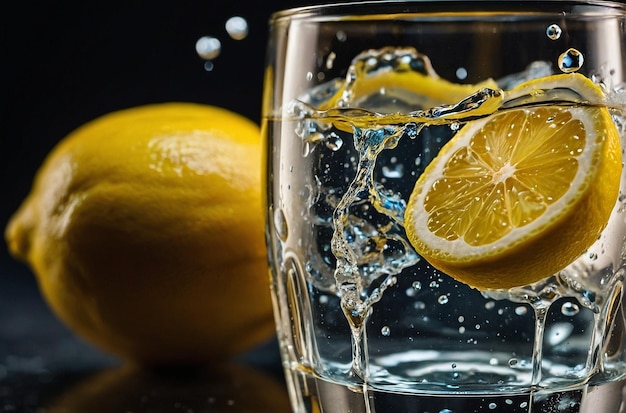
[195,16,249,71]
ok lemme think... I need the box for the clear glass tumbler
[262,1,626,412]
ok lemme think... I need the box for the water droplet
[429,281,439,288]
[195,36,221,60]
[457,316,464,323]
[515,306,528,316]
[546,24,562,40]
[412,281,422,291]
[561,302,580,316]
[458,326,466,334]
[438,295,449,305]
[489,403,497,410]
[558,48,584,73]
[273,208,288,241]
[325,133,343,151]
[520,401,528,408]
[225,16,248,40]
[455,67,468,80]
[508,358,519,367]
[381,326,391,336]
[505,399,513,405]
[484,301,495,310]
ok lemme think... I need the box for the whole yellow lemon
[5,103,274,365]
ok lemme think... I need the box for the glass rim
[269,0,626,23]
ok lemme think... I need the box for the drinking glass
[262,1,626,412]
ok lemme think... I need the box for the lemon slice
[404,74,622,290]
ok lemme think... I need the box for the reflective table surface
[0,264,290,413]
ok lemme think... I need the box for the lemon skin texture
[5,103,275,365]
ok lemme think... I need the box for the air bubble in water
[195,36,221,60]
[515,306,528,316]
[456,67,468,80]
[225,16,248,40]
[412,281,422,291]
[509,358,519,367]
[489,403,497,410]
[546,24,562,40]
[438,295,449,305]
[325,133,343,151]
[558,48,584,73]
[273,208,288,241]
[561,301,580,316]
[326,52,337,70]
[381,326,391,336]
[382,164,404,178]
[546,322,574,346]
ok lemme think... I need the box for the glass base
[285,368,626,413]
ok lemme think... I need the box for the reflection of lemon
[45,363,291,412]
[5,103,275,364]
[405,74,622,290]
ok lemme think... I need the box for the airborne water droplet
[546,24,562,40]
[195,36,221,60]
[225,16,248,40]
[558,48,584,73]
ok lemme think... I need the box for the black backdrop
[1,0,333,282]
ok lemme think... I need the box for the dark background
[2,0,313,279]
[1,1,331,410]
